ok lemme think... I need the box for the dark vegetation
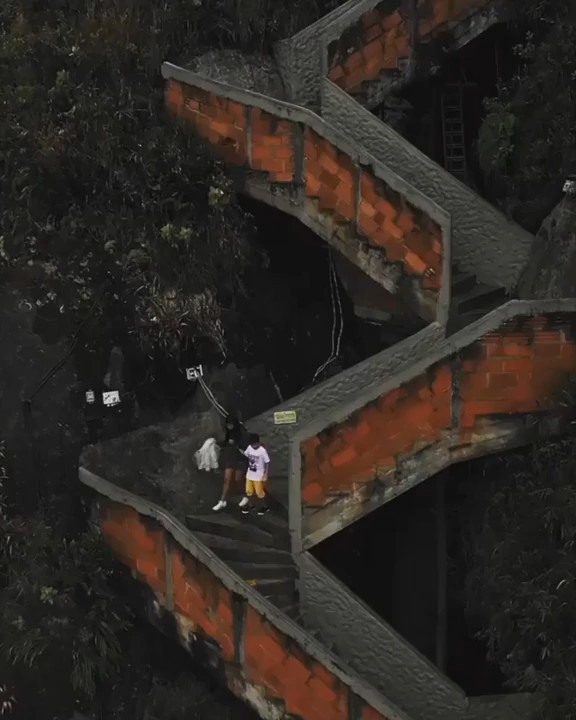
[2,0,576,717]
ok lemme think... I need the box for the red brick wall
[100,501,166,595]
[165,78,444,308]
[327,0,494,97]
[95,496,391,720]
[301,315,576,509]
[305,129,443,291]
[167,80,248,165]
[172,545,235,662]
[250,108,295,183]
[243,605,351,719]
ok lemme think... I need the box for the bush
[465,437,576,717]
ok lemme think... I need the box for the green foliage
[0,512,133,702]
[0,443,132,708]
[0,0,264,357]
[465,438,576,717]
[477,98,515,178]
[478,2,576,229]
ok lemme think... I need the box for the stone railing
[79,468,410,720]
[274,0,504,109]
[299,552,466,720]
[163,63,451,323]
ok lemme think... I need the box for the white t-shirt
[244,445,270,481]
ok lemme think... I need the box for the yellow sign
[274,410,297,425]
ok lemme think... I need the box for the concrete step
[453,283,506,313]
[451,270,476,295]
[192,531,294,565]
[185,513,283,549]
[253,578,298,607]
[228,561,298,582]
[247,512,291,550]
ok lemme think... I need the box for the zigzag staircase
[80,2,576,720]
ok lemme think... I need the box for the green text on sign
[274,410,297,425]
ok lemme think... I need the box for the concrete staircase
[185,506,300,618]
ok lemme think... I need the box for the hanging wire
[198,374,228,417]
[312,249,344,385]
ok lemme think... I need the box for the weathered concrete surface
[80,469,408,720]
[81,364,281,520]
[299,552,465,720]
[518,195,576,299]
[321,80,533,290]
[187,49,286,100]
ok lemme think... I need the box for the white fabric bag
[195,437,220,471]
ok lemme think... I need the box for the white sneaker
[238,496,249,508]
[212,500,227,512]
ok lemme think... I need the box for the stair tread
[192,531,293,559]
[454,282,506,302]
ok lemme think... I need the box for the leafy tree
[0,0,345,360]
[0,442,133,718]
[477,0,576,230]
[465,437,576,718]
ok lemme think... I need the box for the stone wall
[299,552,465,720]
[83,470,407,720]
[299,310,576,545]
[163,66,450,323]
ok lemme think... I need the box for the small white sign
[102,390,121,407]
[85,390,95,404]
[274,410,297,425]
[186,365,204,381]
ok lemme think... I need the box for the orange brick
[303,482,326,505]
[396,210,415,233]
[362,38,385,63]
[382,10,402,31]
[533,343,563,359]
[329,64,346,82]
[331,445,357,468]
[362,9,382,29]
[405,251,427,275]
[273,172,294,183]
[318,152,340,175]
[365,23,384,42]
[344,51,364,73]
[362,703,387,720]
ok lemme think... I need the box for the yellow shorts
[245,478,266,498]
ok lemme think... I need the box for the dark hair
[225,414,239,427]
[248,433,260,444]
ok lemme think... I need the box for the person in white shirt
[241,433,270,516]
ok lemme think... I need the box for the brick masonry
[165,77,445,320]
[327,0,495,100]
[95,493,396,720]
[301,314,576,537]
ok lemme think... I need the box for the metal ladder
[441,83,467,183]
